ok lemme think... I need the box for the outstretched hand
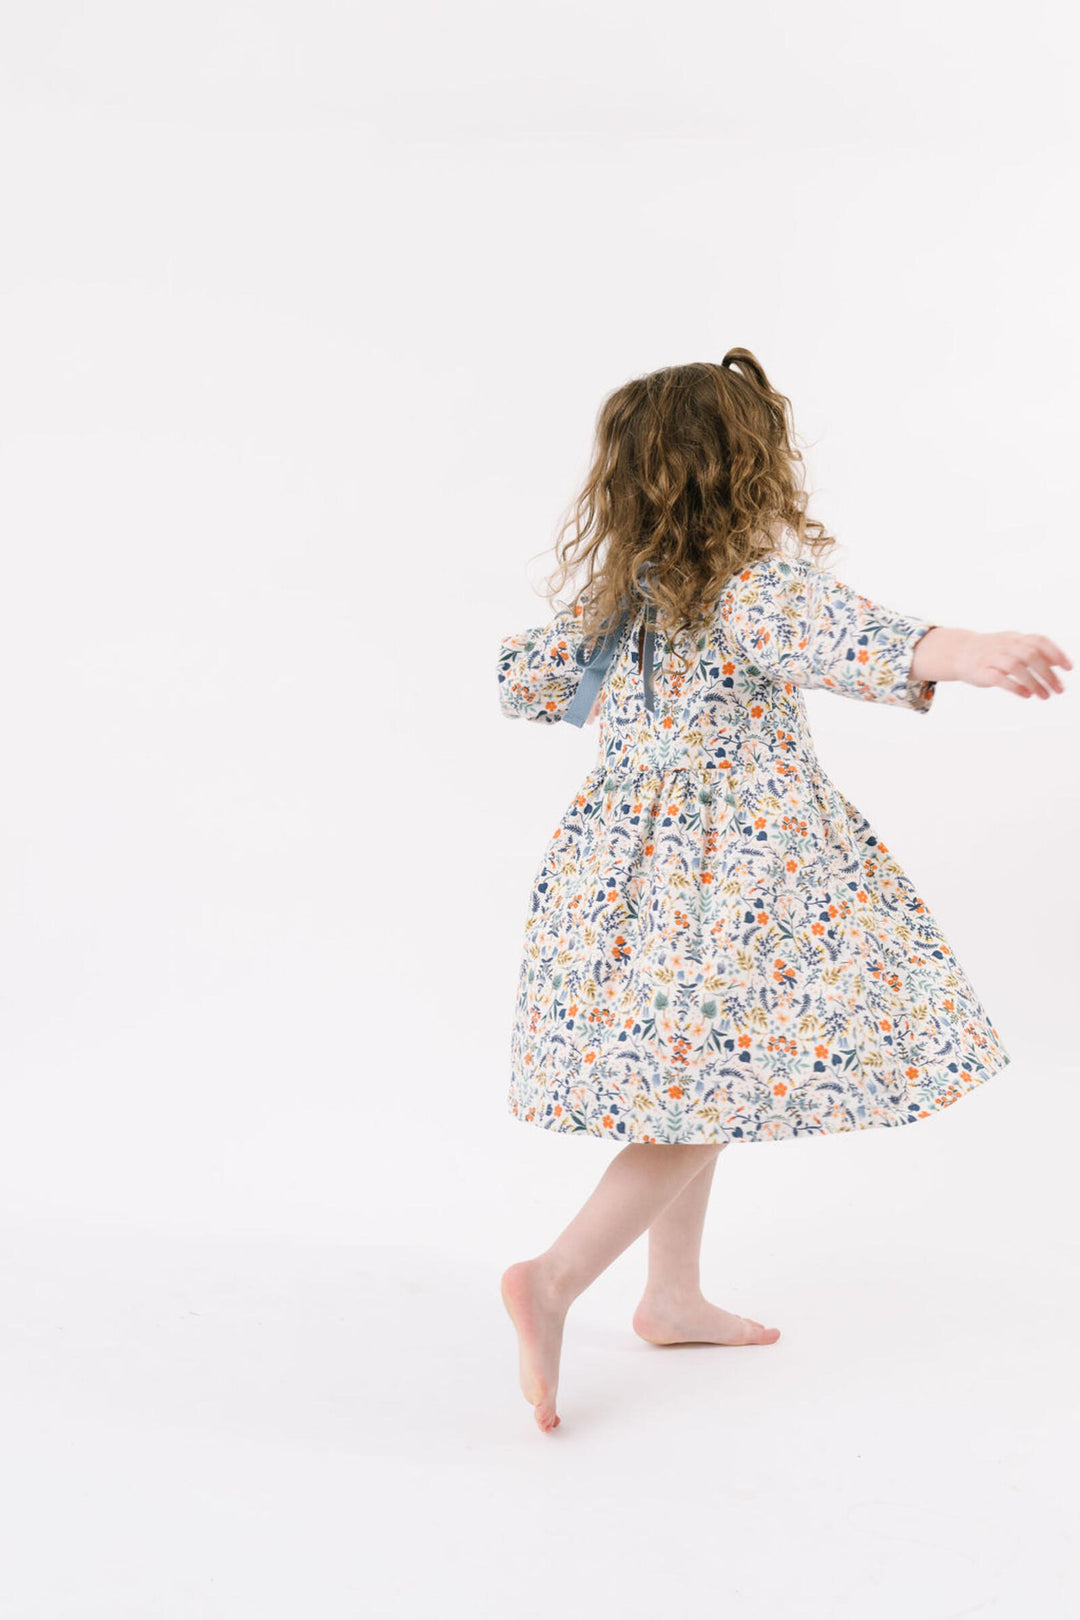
[955,630,1071,698]
[913,627,1072,698]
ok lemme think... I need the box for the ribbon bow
[562,563,658,728]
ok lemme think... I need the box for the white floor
[1,1069,1076,1619]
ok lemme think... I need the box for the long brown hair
[539,349,838,675]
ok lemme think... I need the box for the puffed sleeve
[496,600,589,723]
[722,553,938,711]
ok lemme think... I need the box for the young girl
[495,349,1070,1435]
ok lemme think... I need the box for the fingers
[1034,634,1072,671]
[997,671,1039,698]
[992,634,1071,699]
[1027,650,1065,695]
[994,658,1048,699]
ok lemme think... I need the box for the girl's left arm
[496,604,587,723]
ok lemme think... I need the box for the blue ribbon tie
[562,563,659,728]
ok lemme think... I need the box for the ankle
[637,1281,705,1311]
[531,1250,584,1311]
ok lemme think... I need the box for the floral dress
[496,550,1011,1146]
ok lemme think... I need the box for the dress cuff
[903,622,938,712]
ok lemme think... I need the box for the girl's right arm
[910,627,1071,699]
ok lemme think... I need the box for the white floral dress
[496,551,1011,1145]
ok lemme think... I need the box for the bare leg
[501,1141,721,1432]
[631,1146,781,1347]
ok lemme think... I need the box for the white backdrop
[1,4,1077,1617]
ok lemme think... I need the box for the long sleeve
[496,602,589,723]
[721,553,938,712]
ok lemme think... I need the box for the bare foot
[632,1293,781,1347]
[500,1259,569,1432]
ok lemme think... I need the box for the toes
[740,1315,782,1344]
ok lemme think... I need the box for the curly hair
[538,348,838,677]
